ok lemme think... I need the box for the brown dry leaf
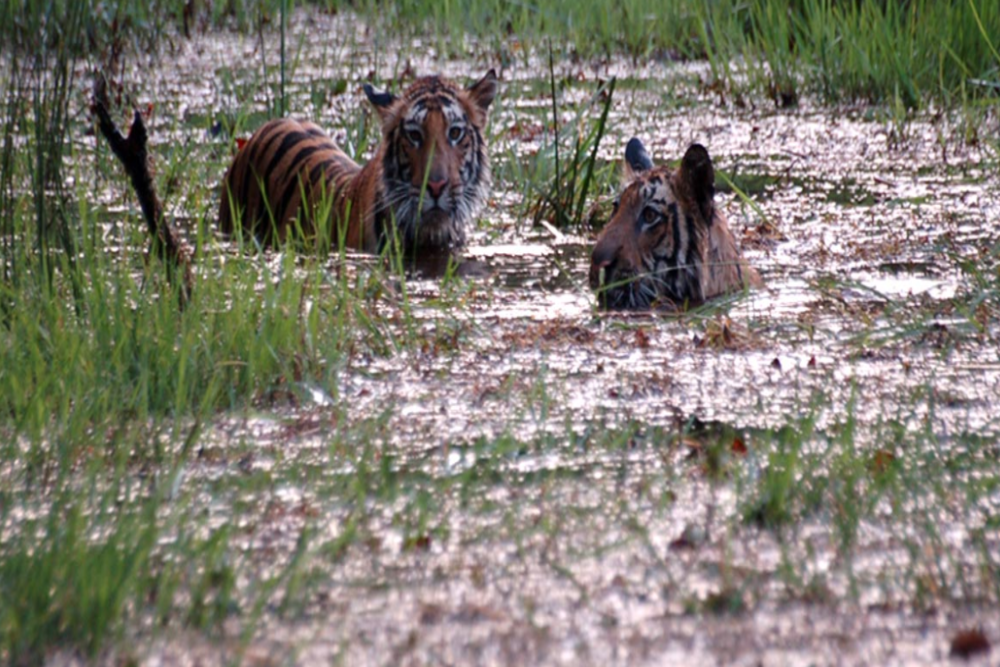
[634,327,650,349]
[293,501,320,519]
[502,322,595,350]
[950,628,990,659]
[695,318,755,351]
[704,587,745,615]
[742,216,787,248]
[454,603,506,623]
[507,121,544,142]
[397,59,416,83]
[975,302,991,330]
[669,524,706,551]
[403,534,432,552]
[668,535,696,551]
[419,602,446,625]
[869,449,896,475]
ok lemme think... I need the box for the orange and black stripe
[219,118,361,246]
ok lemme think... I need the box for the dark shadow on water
[403,249,493,280]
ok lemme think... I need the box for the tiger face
[590,139,758,310]
[365,72,497,249]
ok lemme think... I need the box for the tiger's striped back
[218,119,364,247]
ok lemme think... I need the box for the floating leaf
[403,534,432,552]
[634,327,650,349]
[950,628,990,659]
[869,450,896,475]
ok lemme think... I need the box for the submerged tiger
[220,70,497,252]
[590,138,762,310]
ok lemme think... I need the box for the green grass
[0,211,401,445]
[5,0,1000,105]
[357,0,1000,106]
[2,495,161,662]
[525,59,618,229]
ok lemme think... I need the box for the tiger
[219,70,498,253]
[589,138,762,310]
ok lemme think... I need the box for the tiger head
[590,139,719,310]
[363,71,497,250]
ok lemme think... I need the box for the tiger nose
[427,178,448,199]
[589,244,618,290]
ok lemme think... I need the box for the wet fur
[590,140,761,310]
[219,71,497,252]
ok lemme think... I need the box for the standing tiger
[219,71,497,252]
[590,138,762,310]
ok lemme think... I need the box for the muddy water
[82,10,1000,666]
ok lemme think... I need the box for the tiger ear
[363,83,397,122]
[624,137,653,179]
[466,69,498,115]
[678,143,715,222]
